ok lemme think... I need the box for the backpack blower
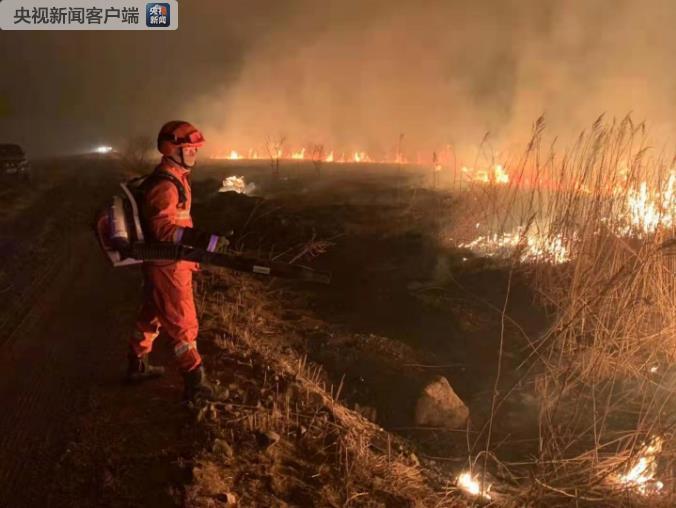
[95,174,331,284]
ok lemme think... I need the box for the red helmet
[157,121,205,155]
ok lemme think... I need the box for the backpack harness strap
[141,171,187,206]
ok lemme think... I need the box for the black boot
[126,354,165,383]
[183,365,227,402]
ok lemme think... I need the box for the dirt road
[0,159,186,507]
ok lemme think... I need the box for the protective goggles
[160,130,205,146]
[175,130,205,146]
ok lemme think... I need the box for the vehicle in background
[0,144,31,180]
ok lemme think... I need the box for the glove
[210,230,234,253]
[208,235,230,253]
[180,227,232,253]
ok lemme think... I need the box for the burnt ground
[192,163,549,457]
[0,158,549,507]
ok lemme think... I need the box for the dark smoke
[1,0,674,158]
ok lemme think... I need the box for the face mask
[170,147,197,169]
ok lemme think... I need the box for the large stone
[414,376,469,429]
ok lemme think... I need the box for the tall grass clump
[457,115,675,504]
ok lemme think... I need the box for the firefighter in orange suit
[127,120,228,402]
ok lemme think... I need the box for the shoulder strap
[141,171,187,206]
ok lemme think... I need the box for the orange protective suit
[129,157,202,373]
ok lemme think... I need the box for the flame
[460,229,570,264]
[395,153,408,164]
[461,164,510,185]
[459,169,674,263]
[457,471,491,500]
[211,144,477,169]
[622,171,675,235]
[494,164,509,184]
[353,151,371,163]
[614,436,664,494]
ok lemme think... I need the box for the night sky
[1,0,675,157]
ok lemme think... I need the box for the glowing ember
[457,471,491,500]
[613,436,664,494]
[219,176,255,194]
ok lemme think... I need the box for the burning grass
[447,116,676,505]
[196,116,675,505]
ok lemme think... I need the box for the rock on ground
[414,376,469,429]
